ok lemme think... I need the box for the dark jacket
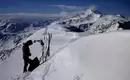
[22,43,31,58]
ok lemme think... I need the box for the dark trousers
[23,57,31,72]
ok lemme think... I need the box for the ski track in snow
[41,36,79,64]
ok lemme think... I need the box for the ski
[39,33,52,64]
[44,33,52,61]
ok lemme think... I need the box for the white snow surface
[0,23,79,80]
[27,31,130,80]
[1,25,130,80]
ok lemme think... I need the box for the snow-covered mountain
[57,9,130,33]
[0,9,130,80]
[0,19,55,33]
[0,18,56,62]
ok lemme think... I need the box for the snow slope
[28,31,130,80]
[1,29,130,80]
[0,23,79,80]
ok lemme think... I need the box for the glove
[28,53,31,56]
[40,40,44,46]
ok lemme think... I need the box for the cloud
[0,13,60,18]
[0,5,98,19]
[52,5,83,10]
[0,12,77,19]
[87,5,97,11]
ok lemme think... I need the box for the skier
[22,40,33,72]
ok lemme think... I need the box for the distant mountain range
[57,9,130,33]
[0,18,56,51]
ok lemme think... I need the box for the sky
[0,0,129,18]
